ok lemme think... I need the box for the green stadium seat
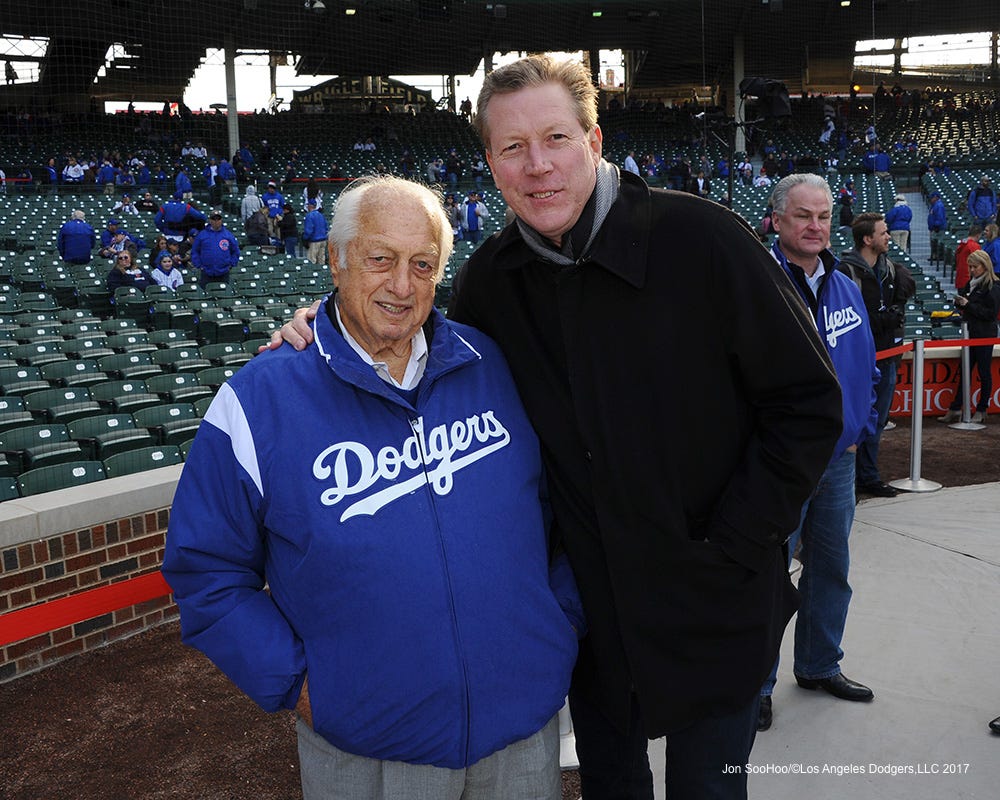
[146,372,214,404]
[0,423,85,473]
[133,403,201,446]
[17,460,106,497]
[41,359,109,388]
[23,387,102,424]
[104,445,183,479]
[98,352,162,381]
[68,414,157,460]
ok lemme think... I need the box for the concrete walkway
[644,482,1000,799]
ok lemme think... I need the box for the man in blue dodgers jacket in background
[759,173,880,732]
[163,176,582,800]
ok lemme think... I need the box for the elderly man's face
[331,199,439,361]
[485,82,602,246]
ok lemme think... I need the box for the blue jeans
[284,236,298,256]
[570,687,759,799]
[856,359,894,485]
[762,450,856,694]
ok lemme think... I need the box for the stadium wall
[0,467,180,682]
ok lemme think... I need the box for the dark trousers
[569,687,759,800]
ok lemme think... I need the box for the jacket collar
[312,293,482,406]
[492,169,651,289]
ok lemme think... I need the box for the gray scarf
[516,158,620,266]
[970,271,987,293]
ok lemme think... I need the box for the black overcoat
[449,171,843,737]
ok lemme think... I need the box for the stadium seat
[146,372,214,404]
[17,460,106,497]
[98,352,162,381]
[0,423,85,473]
[133,403,201,446]
[22,387,102,424]
[41,359,109,388]
[90,379,163,415]
[0,475,18,501]
[68,414,157,460]
[104,445,183,479]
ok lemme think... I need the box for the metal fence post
[890,339,942,493]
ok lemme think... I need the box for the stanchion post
[890,339,942,493]
[950,321,986,431]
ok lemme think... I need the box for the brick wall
[0,468,181,683]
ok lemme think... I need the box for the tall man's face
[484,82,602,246]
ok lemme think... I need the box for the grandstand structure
[1,1,999,679]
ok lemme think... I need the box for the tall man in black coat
[269,55,842,800]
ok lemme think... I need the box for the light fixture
[592,9,602,17]
[345,7,357,14]
[304,0,327,13]
[840,0,851,6]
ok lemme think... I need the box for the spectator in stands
[939,250,1000,424]
[190,211,240,287]
[954,225,983,290]
[261,180,285,238]
[112,193,140,217]
[244,208,270,246]
[688,169,710,198]
[282,162,296,190]
[0,167,5,194]
[270,56,843,799]
[97,159,118,196]
[147,235,170,269]
[98,218,137,261]
[302,177,323,212]
[136,161,151,187]
[927,191,948,233]
[983,223,1000,272]
[44,158,58,193]
[106,251,154,295]
[445,149,464,187]
[884,194,912,250]
[737,156,754,185]
[4,60,16,84]
[967,176,997,227]
[116,166,136,189]
[819,116,834,147]
[328,163,344,180]
[163,175,581,800]
[623,150,640,176]
[57,209,94,265]
[863,144,891,179]
[460,190,488,244]
[62,156,85,184]
[761,174,879,731]
[471,153,486,192]
[175,166,194,201]
[840,212,915,498]
[238,142,255,169]
[203,158,221,207]
[301,199,328,265]
[444,193,463,241]
[278,203,298,257]
[151,253,184,290]
[156,192,207,242]
[218,157,236,195]
[241,184,263,222]
[136,191,158,213]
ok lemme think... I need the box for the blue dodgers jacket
[772,243,879,459]
[163,298,581,769]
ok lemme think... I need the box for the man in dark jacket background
[840,212,916,497]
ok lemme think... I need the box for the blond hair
[474,55,598,151]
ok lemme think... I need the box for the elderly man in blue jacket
[190,211,240,286]
[164,176,582,800]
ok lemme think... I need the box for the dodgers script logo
[824,303,863,348]
[312,411,511,521]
